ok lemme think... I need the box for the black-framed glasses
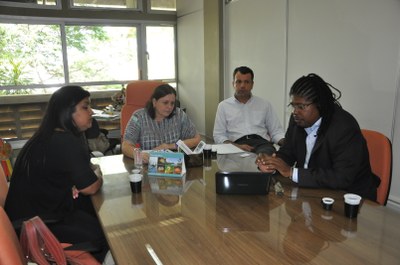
[287,102,313,111]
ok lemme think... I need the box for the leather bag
[20,216,100,265]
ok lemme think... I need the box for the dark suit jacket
[277,106,379,201]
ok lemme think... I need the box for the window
[0,0,176,141]
[71,0,138,9]
[149,0,175,11]
[0,23,64,88]
[0,23,146,94]
[66,25,139,83]
[146,26,175,80]
[0,0,58,8]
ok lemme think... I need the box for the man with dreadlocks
[256,73,380,201]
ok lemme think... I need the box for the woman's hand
[153,143,175,151]
[72,186,79,199]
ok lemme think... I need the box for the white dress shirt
[292,118,321,183]
[213,95,285,144]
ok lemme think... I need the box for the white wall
[177,0,205,135]
[224,0,288,125]
[224,0,400,206]
[286,0,399,135]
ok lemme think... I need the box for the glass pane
[66,25,138,83]
[150,0,176,11]
[0,23,64,88]
[0,0,57,6]
[72,0,137,9]
[146,26,175,80]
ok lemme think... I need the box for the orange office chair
[0,166,8,208]
[0,207,27,265]
[120,80,166,139]
[361,129,392,206]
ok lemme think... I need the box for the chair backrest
[0,165,8,207]
[120,80,165,139]
[0,207,27,265]
[361,129,392,205]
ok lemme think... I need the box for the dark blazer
[277,105,379,201]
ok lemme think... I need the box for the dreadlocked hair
[290,73,342,135]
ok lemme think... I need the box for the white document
[212,143,245,154]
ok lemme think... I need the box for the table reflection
[91,155,400,265]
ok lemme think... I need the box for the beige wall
[177,0,223,141]
[178,0,400,208]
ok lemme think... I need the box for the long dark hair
[145,84,177,119]
[290,73,342,135]
[12,86,90,178]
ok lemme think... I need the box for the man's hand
[255,153,292,178]
[234,143,254,152]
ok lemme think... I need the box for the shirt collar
[304,117,322,135]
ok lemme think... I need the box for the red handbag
[20,216,101,265]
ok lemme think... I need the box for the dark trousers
[48,208,109,263]
[235,137,276,155]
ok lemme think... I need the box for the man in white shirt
[213,66,285,154]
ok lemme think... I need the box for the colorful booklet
[149,175,193,195]
[148,151,186,178]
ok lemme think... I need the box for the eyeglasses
[287,102,313,111]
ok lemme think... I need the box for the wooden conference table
[91,154,400,265]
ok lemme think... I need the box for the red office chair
[0,166,8,208]
[120,80,166,139]
[361,129,392,206]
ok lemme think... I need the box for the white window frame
[0,16,176,94]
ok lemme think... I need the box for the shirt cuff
[291,167,299,183]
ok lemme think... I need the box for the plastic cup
[211,146,217,159]
[203,144,212,160]
[344,193,362,218]
[129,173,143,193]
[341,217,358,238]
[131,193,144,208]
[321,197,335,211]
[134,149,143,169]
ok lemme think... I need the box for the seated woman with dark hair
[122,84,201,163]
[4,85,109,263]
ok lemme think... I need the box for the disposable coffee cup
[204,158,212,171]
[129,173,143,193]
[344,193,362,218]
[203,144,212,160]
[321,197,335,211]
[131,193,144,208]
[341,218,358,238]
[131,169,141,174]
[211,146,217,159]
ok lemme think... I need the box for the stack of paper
[212,144,245,154]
